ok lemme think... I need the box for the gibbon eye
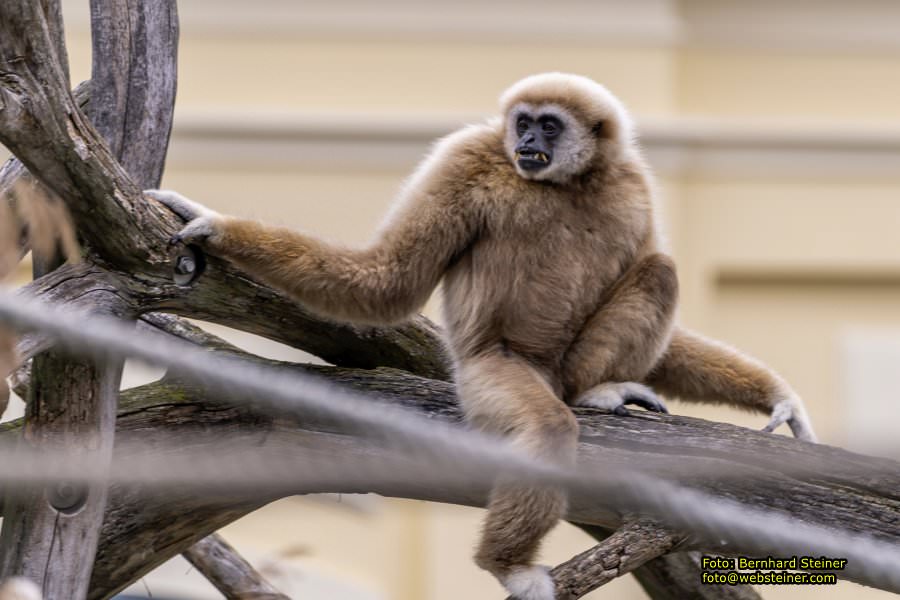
[541,121,559,137]
[516,118,529,136]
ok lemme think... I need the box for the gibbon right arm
[145,184,477,325]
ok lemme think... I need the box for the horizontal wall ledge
[166,110,900,179]
[716,265,900,287]
[61,1,900,53]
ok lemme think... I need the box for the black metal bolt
[48,481,87,514]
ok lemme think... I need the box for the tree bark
[2,362,896,598]
[633,551,763,600]
[0,0,179,595]
[182,534,289,600]
[533,518,685,600]
[0,4,121,597]
[0,0,451,382]
[0,356,120,599]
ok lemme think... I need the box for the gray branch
[182,534,289,600]
[0,359,895,597]
[532,519,686,600]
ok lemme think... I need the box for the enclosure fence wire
[0,290,898,592]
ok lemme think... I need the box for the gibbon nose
[517,132,536,148]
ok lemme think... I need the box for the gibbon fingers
[146,72,815,600]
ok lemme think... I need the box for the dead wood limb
[0,83,90,263]
[0,1,450,381]
[8,361,29,400]
[87,0,178,190]
[0,360,893,597]
[0,0,177,595]
[0,352,121,599]
[535,518,686,600]
[0,4,122,597]
[15,262,450,380]
[632,551,763,600]
[182,533,290,600]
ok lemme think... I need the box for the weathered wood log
[182,533,290,600]
[0,5,123,593]
[0,355,120,599]
[0,0,450,381]
[0,0,179,595]
[14,261,450,380]
[87,0,179,190]
[2,361,896,597]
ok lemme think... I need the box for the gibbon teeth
[516,151,549,163]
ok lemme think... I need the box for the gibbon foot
[144,189,222,246]
[762,395,817,442]
[504,565,555,600]
[574,381,668,416]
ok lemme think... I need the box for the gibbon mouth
[515,150,551,170]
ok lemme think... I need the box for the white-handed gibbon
[147,72,815,600]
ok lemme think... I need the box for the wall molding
[62,0,680,45]
[166,110,900,179]
[681,0,900,54]
[62,0,900,53]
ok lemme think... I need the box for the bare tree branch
[88,0,178,189]
[0,2,451,381]
[0,3,120,597]
[182,533,290,600]
[15,262,450,380]
[0,82,90,262]
[633,551,763,600]
[535,518,685,600]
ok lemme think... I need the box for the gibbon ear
[591,121,605,136]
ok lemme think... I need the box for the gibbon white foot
[504,565,555,600]
[574,381,668,415]
[763,394,817,442]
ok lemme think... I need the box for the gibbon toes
[145,189,219,222]
[503,565,556,600]
[574,381,668,415]
[762,396,818,443]
[144,189,222,246]
[166,216,219,246]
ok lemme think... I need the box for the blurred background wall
[5,0,900,598]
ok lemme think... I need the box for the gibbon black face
[513,113,564,172]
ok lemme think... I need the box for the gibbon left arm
[145,188,477,324]
[646,327,817,441]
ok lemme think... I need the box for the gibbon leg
[562,253,678,412]
[646,327,817,441]
[457,352,579,600]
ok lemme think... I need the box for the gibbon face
[500,72,635,184]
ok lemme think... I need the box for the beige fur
[148,72,816,599]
